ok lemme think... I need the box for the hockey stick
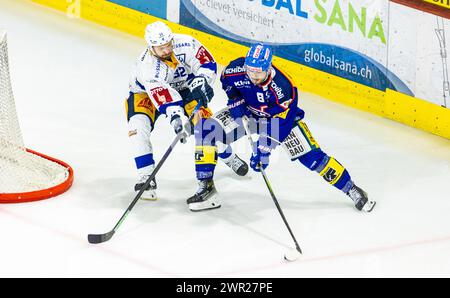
[242,116,303,259]
[88,102,203,244]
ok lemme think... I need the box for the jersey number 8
[257,92,265,103]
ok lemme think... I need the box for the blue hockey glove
[227,98,247,120]
[250,143,271,172]
[187,76,214,108]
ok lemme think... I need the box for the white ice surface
[0,0,450,277]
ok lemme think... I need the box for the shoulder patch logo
[196,46,214,64]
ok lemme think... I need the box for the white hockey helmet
[145,21,174,47]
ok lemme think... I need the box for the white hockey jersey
[129,34,217,114]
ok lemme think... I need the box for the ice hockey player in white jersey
[126,21,248,201]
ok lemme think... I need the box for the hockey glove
[249,142,272,172]
[227,98,247,121]
[170,114,192,144]
[187,76,214,108]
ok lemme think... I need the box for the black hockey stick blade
[88,231,115,244]
[87,102,203,245]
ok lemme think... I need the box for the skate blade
[188,194,221,212]
[362,200,376,212]
[189,205,221,212]
[139,190,158,201]
[140,196,158,201]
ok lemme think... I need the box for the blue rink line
[107,0,167,20]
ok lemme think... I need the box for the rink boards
[29,0,450,139]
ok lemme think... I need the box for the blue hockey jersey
[220,57,305,143]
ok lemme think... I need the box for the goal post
[0,30,74,203]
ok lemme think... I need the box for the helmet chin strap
[148,46,157,56]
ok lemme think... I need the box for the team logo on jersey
[175,53,186,63]
[233,80,251,87]
[224,66,246,75]
[196,46,214,64]
[149,87,173,106]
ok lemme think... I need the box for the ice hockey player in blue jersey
[188,43,375,212]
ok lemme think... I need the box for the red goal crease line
[0,149,74,203]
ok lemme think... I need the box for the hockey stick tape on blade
[284,248,302,262]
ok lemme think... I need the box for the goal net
[0,30,73,203]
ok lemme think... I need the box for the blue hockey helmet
[244,43,273,72]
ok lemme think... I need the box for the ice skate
[347,184,375,212]
[187,179,221,211]
[135,175,157,201]
[222,153,249,176]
